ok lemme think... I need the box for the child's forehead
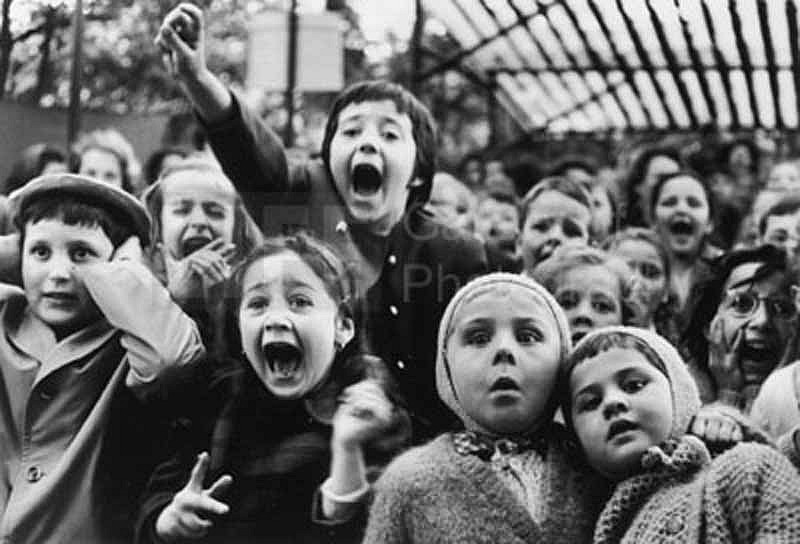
[161,169,236,201]
[337,100,412,126]
[242,252,326,291]
[570,347,652,386]
[24,217,112,244]
[454,284,552,322]
[558,264,620,291]
[527,190,589,218]
[614,238,660,259]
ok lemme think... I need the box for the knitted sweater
[594,436,800,543]
[363,428,606,544]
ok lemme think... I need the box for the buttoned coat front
[0,261,204,543]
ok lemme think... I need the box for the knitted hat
[435,272,572,433]
[10,173,151,246]
[561,326,701,441]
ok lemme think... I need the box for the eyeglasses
[722,290,797,320]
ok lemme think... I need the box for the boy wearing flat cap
[0,174,204,542]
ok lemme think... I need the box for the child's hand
[624,276,650,328]
[155,452,232,542]
[164,239,236,304]
[332,380,394,450]
[155,3,207,82]
[112,235,143,263]
[707,315,747,402]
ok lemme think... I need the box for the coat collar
[3,295,116,384]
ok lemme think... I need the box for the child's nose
[188,207,211,226]
[602,392,629,419]
[263,312,292,332]
[358,139,378,154]
[491,347,515,366]
[46,256,74,281]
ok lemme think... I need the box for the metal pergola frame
[416,0,800,136]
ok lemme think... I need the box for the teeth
[262,342,302,377]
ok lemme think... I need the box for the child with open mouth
[650,171,722,314]
[561,326,800,543]
[142,158,262,345]
[156,4,488,442]
[684,245,798,411]
[137,234,408,543]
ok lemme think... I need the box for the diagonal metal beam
[585,0,654,127]
[558,0,632,128]
[614,0,677,129]
[787,0,800,127]
[528,0,613,128]
[674,0,717,125]
[416,0,543,83]
[501,0,597,126]
[728,0,760,126]
[756,0,783,128]
[701,0,739,128]
[645,0,698,128]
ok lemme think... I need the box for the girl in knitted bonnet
[562,326,800,543]
[363,272,608,543]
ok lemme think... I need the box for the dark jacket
[136,355,408,544]
[202,95,488,440]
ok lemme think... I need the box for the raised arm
[156,3,291,223]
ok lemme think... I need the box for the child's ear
[335,315,355,350]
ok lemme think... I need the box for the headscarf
[435,272,572,434]
[561,326,701,442]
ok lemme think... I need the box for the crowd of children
[4,1,800,541]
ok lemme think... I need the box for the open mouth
[351,163,383,196]
[181,235,213,256]
[43,292,78,305]
[489,376,520,392]
[607,419,638,440]
[741,342,776,362]
[262,342,303,378]
[668,217,694,236]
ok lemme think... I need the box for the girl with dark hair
[137,234,409,543]
[622,145,682,228]
[156,3,487,441]
[649,171,722,315]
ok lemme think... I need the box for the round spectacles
[723,290,797,320]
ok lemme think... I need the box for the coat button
[388,254,397,265]
[26,466,44,483]
[389,305,399,316]
[397,360,405,370]
[665,514,684,535]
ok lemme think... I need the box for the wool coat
[0,260,204,543]
[202,95,488,440]
[593,437,800,543]
[362,428,606,544]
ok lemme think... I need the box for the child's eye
[562,218,586,238]
[70,247,96,262]
[686,197,700,208]
[659,196,677,207]
[204,205,227,220]
[30,245,50,259]
[288,294,313,309]
[592,297,618,314]
[531,219,552,232]
[382,130,400,141]
[465,329,491,346]
[341,127,360,138]
[556,291,580,310]
[516,326,543,344]
[245,297,268,311]
[621,377,648,393]
[640,263,662,280]
[576,395,600,413]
